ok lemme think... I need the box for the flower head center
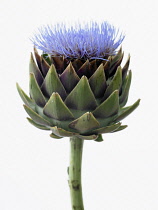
[32,21,125,60]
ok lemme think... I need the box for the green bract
[17,48,140,141]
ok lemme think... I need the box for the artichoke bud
[17,48,140,141]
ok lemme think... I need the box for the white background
[0,0,158,209]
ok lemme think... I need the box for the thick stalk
[68,136,84,210]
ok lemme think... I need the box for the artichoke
[17,47,140,142]
[16,22,140,210]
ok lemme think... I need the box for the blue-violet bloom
[32,21,125,60]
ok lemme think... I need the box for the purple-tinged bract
[32,22,125,59]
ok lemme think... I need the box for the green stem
[68,136,84,210]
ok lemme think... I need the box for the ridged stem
[68,136,84,210]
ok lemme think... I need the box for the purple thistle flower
[31,21,125,60]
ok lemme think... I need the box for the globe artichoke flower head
[17,21,140,141]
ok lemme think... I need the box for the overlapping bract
[17,48,140,141]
